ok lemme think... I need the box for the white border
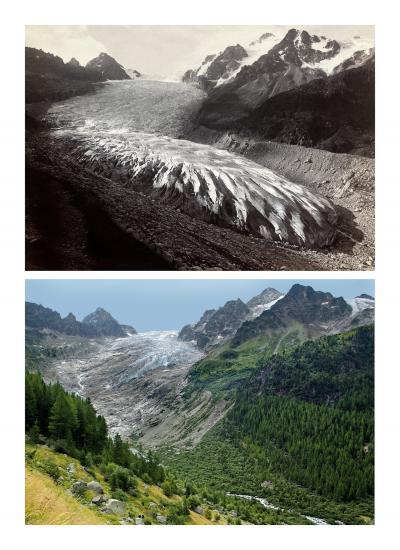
[1,0,400,548]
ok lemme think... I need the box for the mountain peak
[86,52,130,80]
[356,294,374,300]
[82,308,127,337]
[67,57,81,67]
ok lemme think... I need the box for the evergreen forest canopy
[25,372,165,486]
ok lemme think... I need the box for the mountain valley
[25,26,374,270]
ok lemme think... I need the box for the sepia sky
[25,25,374,78]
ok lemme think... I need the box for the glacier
[48,80,338,248]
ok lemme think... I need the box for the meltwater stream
[46,80,337,248]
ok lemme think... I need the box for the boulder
[194,506,204,515]
[66,463,75,474]
[87,481,104,494]
[156,515,167,524]
[71,480,87,495]
[261,480,274,490]
[148,502,157,509]
[135,517,145,525]
[92,494,107,505]
[230,510,238,518]
[103,499,126,515]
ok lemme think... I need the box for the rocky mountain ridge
[85,52,131,80]
[25,47,140,104]
[25,302,135,338]
[179,287,284,349]
[232,283,373,346]
[185,29,374,157]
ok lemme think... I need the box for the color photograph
[25,279,374,525]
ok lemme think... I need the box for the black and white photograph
[25,25,375,271]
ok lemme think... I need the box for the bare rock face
[182,44,247,90]
[232,284,354,346]
[82,307,126,337]
[179,287,284,349]
[54,131,337,248]
[86,52,130,80]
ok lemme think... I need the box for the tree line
[25,371,165,485]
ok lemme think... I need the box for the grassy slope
[25,444,224,525]
[26,467,106,525]
[186,325,306,399]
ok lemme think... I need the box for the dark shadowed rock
[86,52,130,80]
[82,307,126,337]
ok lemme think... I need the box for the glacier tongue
[53,128,337,248]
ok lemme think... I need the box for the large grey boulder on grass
[103,499,126,515]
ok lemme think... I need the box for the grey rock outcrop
[103,499,126,515]
[87,481,104,494]
[92,494,107,505]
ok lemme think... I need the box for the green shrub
[111,488,129,501]
[39,459,60,481]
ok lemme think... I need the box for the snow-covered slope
[54,127,338,248]
[185,28,374,103]
[345,295,375,316]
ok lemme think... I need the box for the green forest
[26,371,165,487]
[165,325,374,523]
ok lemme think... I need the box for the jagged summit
[67,57,81,67]
[182,43,247,90]
[82,307,126,337]
[179,287,283,349]
[232,283,357,346]
[25,302,135,338]
[86,52,131,80]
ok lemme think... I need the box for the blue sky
[25,279,374,332]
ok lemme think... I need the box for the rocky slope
[187,131,375,269]
[232,283,361,346]
[82,307,135,337]
[189,29,374,157]
[179,287,284,349]
[240,57,375,156]
[26,302,134,338]
[25,47,105,103]
[183,44,248,90]
[85,52,131,80]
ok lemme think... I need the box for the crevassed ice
[53,128,337,247]
[48,80,337,248]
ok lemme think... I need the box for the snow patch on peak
[345,297,375,316]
